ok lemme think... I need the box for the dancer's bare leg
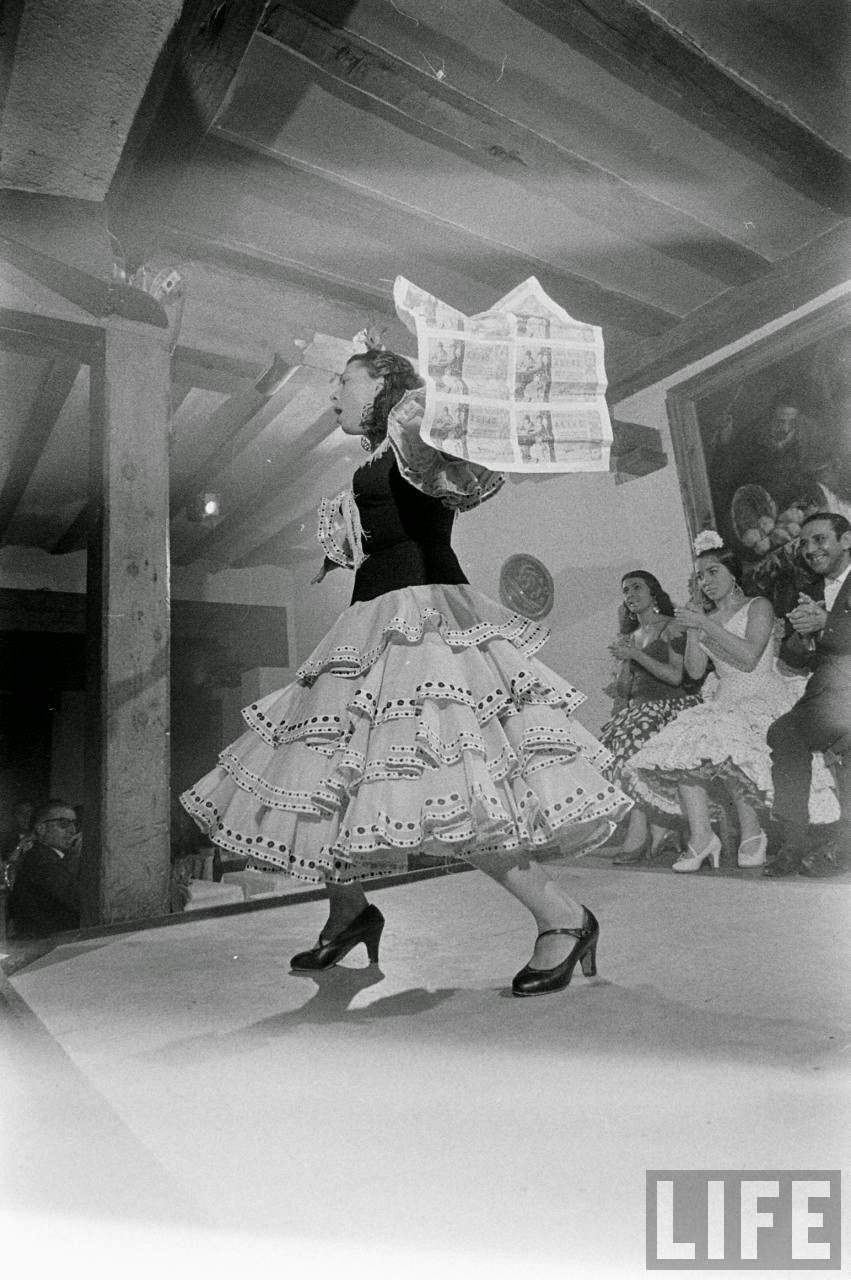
[678,782,714,848]
[322,881,369,938]
[619,805,648,853]
[649,821,670,853]
[466,848,586,969]
[732,794,762,843]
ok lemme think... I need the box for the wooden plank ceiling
[0,0,848,569]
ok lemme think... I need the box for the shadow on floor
[138,960,848,1076]
[142,964,459,1066]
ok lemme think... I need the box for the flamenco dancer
[182,348,631,996]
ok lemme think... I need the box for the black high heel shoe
[290,903,385,971]
[511,907,599,997]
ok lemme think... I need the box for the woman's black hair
[618,570,675,634]
[695,543,744,590]
[347,349,422,449]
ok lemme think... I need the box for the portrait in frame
[666,295,851,614]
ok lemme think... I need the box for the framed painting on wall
[665,295,851,613]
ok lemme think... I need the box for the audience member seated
[1,799,34,867]
[9,799,81,937]
[765,512,851,877]
[601,571,702,864]
[624,533,835,873]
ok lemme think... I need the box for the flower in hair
[693,529,725,555]
[351,325,386,354]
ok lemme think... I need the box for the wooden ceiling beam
[259,2,768,288]
[235,540,315,569]
[51,352,294,553]
[50,505,88,555]
[0,357,81,539]
[207,132,680,336]
[498,0,851,216]
[609,223,851,403]
[0,308,102,362]
[159,226,398,315]
[173,345,266,394]
[0,226,167,328]
[170,354,297,512]
[172,429,341,566]
[106,0,275,266]
[0,0,25,124]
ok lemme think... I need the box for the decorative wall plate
[499,553,554,619]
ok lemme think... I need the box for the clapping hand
[673,603,707,630]
[787,592,826,635]
[608,636,636,661]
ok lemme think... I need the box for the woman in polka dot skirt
[181,349,631,996]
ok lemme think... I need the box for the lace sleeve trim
[317,490,366,570]
[386,388,504,511]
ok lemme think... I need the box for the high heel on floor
[512,907,599,997]
[672,834,721,873]
[290,903,385,971]
[737,833,768,867]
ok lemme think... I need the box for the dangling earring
[359,402,374,452]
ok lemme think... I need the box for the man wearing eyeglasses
[9,800,81,938]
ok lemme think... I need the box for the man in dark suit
[9,799,81,936]
[765,512,851,876]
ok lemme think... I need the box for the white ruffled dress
[624,599,838,822]
[181,391,632,884]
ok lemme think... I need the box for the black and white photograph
[0,3,848,1279]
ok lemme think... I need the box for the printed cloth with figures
[181,390,632,884]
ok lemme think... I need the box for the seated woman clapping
[624,534,787,871]
[601,571,702,864]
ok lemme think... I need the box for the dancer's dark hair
[347,350,422,449]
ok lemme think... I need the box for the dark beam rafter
[206,133,680,335]
[106,0,274,265]
[51,505,88,556]
[52,353,294,553]
[171,422,337,565]
[609,222,851,403]
[0,308,102,363]
[498,0,851,216]
[159,226,397,315]
[0,357,80,539]
[169,354,296,512]
[0,228,167,327]
[173,345,265,393]
[0,0,25,123]
[259,1,768,287]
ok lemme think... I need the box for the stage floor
[2,864,849,1279]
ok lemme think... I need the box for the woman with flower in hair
[182,348,631,997]
[601,570,703,864]
[625,531,801,871]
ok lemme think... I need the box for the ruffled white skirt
[624,671,838,823]
[181,585,632,884]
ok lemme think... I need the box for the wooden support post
[83,322,172,926]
